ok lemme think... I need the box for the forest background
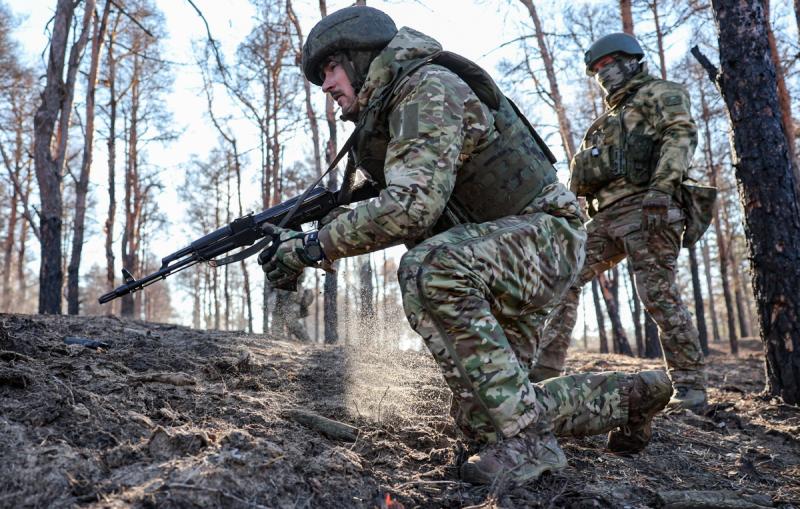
[0,0,798,361]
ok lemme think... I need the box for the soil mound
[0,314,797,508]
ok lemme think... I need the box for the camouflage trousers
[539,194,705,389]
[397,210,634,442]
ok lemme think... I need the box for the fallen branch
[657,490,774,509]
[161,483,269,509]
[284,409,359,442]
[0,350,35,363]
[129,372,196,386]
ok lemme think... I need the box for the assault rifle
[98,182,378,304]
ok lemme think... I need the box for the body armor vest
[351,51,558,225]
[571,83,659,197]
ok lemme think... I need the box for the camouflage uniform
[317,28,644,443]
[272,275,313,342]
[539,67,706,391]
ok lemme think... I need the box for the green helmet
[302,6,397,88]
[584,33,644,75]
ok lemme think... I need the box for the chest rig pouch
[352,51,558,226]
[571,89,659,196]
[571,111,626,196]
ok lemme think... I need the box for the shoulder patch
[389,102,420,140]
[662,94,682,107]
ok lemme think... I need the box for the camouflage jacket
[318,28,580,260]
[570,68,698,211]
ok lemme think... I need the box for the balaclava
[594,54,642,96]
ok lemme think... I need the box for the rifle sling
[209,237,270,267]
[210,118,364,268]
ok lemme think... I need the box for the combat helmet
[302,6,397,90]
[584,33,644,75]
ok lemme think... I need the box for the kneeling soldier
[259,8,672,484]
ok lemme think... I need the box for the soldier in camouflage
[537,33,708,412]
[258,8,672,484]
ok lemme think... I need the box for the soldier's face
[322,59,356,113]
[590,54,616,74]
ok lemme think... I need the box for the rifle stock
[99,182,379,304]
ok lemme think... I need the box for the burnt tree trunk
[689,245,710,355]
[706,0,800,403]
[591,279,609,354]
[32,0,76,314]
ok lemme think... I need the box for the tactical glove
[258,225,325,291]
[641,190,671,235]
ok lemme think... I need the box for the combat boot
[460,429,567,485]
[607,370,672,454]
[667,385,707,412]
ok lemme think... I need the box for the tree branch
[690,45,720,87]
[108,0,154,38]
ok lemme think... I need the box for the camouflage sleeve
[647,82,698,196]
[318,67,477,260]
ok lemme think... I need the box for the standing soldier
[538,33,709,412]
[259,8,672,484]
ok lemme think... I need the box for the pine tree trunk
[723,209,752,339]
[104,18,120,307]
[624,261,643,356]
[359,255,375,328]
[650,1,668,80]
[713,207,739,354]
[592,279,609,354]
[701,238,722,343]
[795,0,800,47]
[644,314,662,358]
[689,245,710,355]
[620,0,634,34]
[708,0,800,403]
[599,271,633,356]
[68,0,109,315]
[518,0,576,159]
[697,79,739,354]
[121,61,141,318]
[765,1,799,197]
[2,176,18,311]
[32,0,76,314]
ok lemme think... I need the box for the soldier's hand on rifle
[258,225,327,291]
[641,190,671,235]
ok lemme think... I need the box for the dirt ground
[0,313,798,508]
